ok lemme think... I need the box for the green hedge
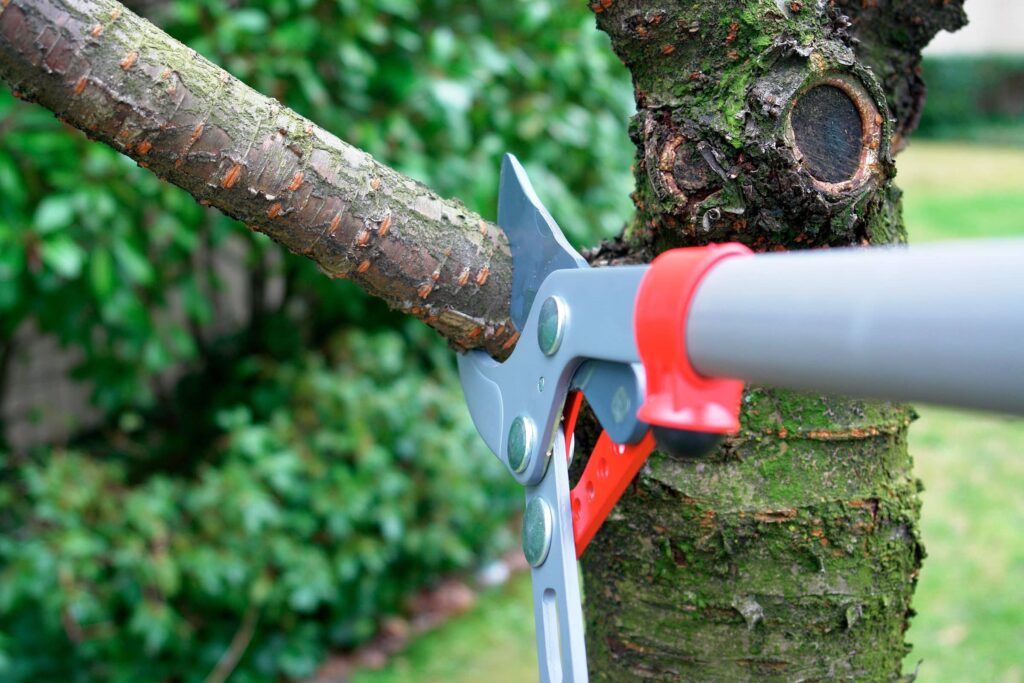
[0,326,520,681]
[0,1,635,681]
[917,56,1024,146]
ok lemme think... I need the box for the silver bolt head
[522,497,553,568]
[507,415,536,474]
[537,296,567,356]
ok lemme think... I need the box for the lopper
[457,154,1024,683]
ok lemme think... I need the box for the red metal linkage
[570,429,656,557]
[561,389,585,461]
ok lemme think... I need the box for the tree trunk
[581,1,964,680]
[0,0,517,359]
[0,0,968,680]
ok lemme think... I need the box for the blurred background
[0,1,1020,681]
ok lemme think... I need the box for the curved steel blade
[499,154,587,330]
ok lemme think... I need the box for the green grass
[350,576,537,683]
[900,143,1024,244]
[351,143,1024,683]
[905,410,1024,683]
[899,143,1024,683]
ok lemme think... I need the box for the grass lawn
[906,409,1024,683]
[899,144,1024,683]
[352,142,1024,683]
[899,143,1024,244]
[350,576,537,683]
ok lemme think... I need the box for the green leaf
[113,241,154,286]
[33,196,75,234]
[40,235,85,278]
[231,8,268,32]
[89,249,114,299]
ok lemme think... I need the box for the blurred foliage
[916,56,1024,147]
[0,0,635,681]
[0,326,519,681]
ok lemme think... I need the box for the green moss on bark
[581,0,960,679]
[583,391,923,681]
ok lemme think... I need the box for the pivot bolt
[522,497,553,567]
[537,296,567,356]
[507,415,536,474]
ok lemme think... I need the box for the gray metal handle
[524,428,589,683]
[687,239,1024,415]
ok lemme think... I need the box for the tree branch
[0,0,517,358]
[203,602,260,683]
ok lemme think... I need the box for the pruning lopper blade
[498,154,587,331]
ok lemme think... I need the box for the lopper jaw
[457,154,748,683]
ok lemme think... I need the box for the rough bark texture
[833,0,968,152]
[0,0,518,358]
[580,1,963,680]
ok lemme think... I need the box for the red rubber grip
[634,244,751,434]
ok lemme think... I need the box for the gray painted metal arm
[524,428,588,683]
[687,239,1024,415]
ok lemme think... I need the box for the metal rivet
[537,296,567,356]
[522,497,553,568]
[507,415,536,474]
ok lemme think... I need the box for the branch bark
[0,0,517,358]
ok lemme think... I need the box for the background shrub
[0,325,520,681]
[0,0,635,681]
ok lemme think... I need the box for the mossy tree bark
[581,1,964,680]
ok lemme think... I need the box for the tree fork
[581,1,964,680]
[0,0,517,358]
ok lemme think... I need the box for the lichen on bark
[581,0,963,679]
[594,0,910,254]
[582,389,923,681]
